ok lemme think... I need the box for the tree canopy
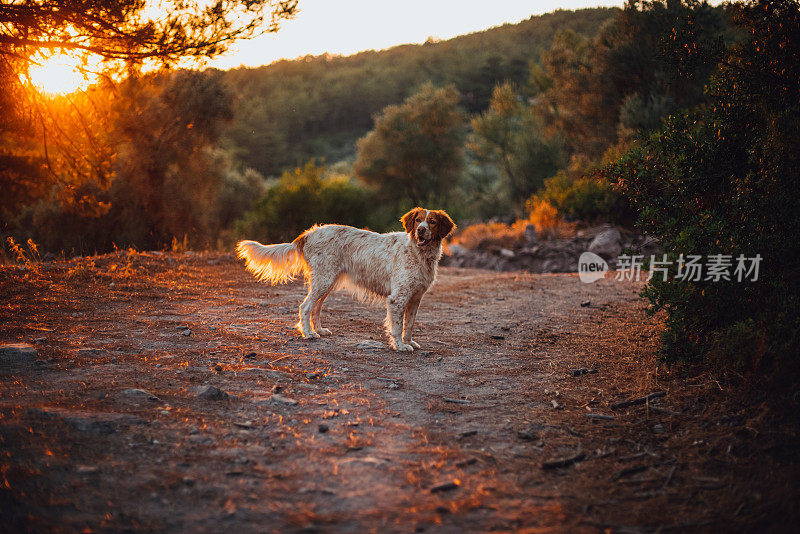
[1,0,297,233]
[354,84,465,207]
[0,1,297,70]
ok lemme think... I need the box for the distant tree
[458,55,529,113]
[238,160,373,243]
[5,70,247,253]
[537,1,729,157]
[108,70,236,245]
[1,0,297,220]
[354,84,466,206]
[470,82,565,210]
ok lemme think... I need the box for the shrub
[530,159,632,224]
[607,0,800,378]
[237,161,376,244]
[450,221,524,251]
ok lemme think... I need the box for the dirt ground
[1,251,798,533]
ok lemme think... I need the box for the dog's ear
[401,207,423,234]
[433,210,456,240]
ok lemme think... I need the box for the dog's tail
[236,234,308,285]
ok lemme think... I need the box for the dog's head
[401,207,456,248]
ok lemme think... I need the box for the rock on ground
[193,385,228,400]
[588,227,622,260]
[0,343,37,365]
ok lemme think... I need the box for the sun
[26,54,95,95]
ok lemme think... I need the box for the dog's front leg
[386,293,413,352]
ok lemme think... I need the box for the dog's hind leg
[298,273,335,339]
[311,287,332,336]
[402,294,423,349]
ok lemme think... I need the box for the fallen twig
[268,354,297,366]
[663,465,677,488]
[430,481,460,493]
[571,368,598,377]
[586,413,615,421]
[648,405,681,416]
[615,464,648,479]
[611,391,666,410]
[444,398,471,405]
[542,450,585,470]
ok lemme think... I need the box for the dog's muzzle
[415,229,430,247]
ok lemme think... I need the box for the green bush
[607,0,800,377]
[237,161,376,244]
[529,160,631,223]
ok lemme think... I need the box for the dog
[236,207,455,351]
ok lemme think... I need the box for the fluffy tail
[236,236,308,284]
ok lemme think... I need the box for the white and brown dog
[236,207,455,351]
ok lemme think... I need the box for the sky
[211,0,625,69]
[28,1,624,93]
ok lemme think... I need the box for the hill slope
[221,8,616,177]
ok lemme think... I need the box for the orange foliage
[450,200,577,251]
[449,221,523,250]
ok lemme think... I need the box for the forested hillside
[221,8,616,177]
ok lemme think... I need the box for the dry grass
[449,221,525,250]
[449,200,577,251]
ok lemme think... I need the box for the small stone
[580,300,591,307]
[271,394,298,406]
[78,348,107,357]
[76,465,99,474]
[193,385,228,400]
[355,340,384,350]
[0,343,37,364]
[652,424,666,434]
[430,481,460,493]
[551,399,562,410]
[517,423,545,441]
[524,224,539,245]
[118,388,160,403]
[181,329,191,336]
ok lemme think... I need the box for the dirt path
[1,252,797,532]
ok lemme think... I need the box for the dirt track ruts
[1,252,797,532]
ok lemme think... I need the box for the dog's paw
[394,342,414,352]
[302,331,320,340]
[316,327,332,336]
[409,340,420,349]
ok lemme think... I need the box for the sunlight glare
[26,54,94,95]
